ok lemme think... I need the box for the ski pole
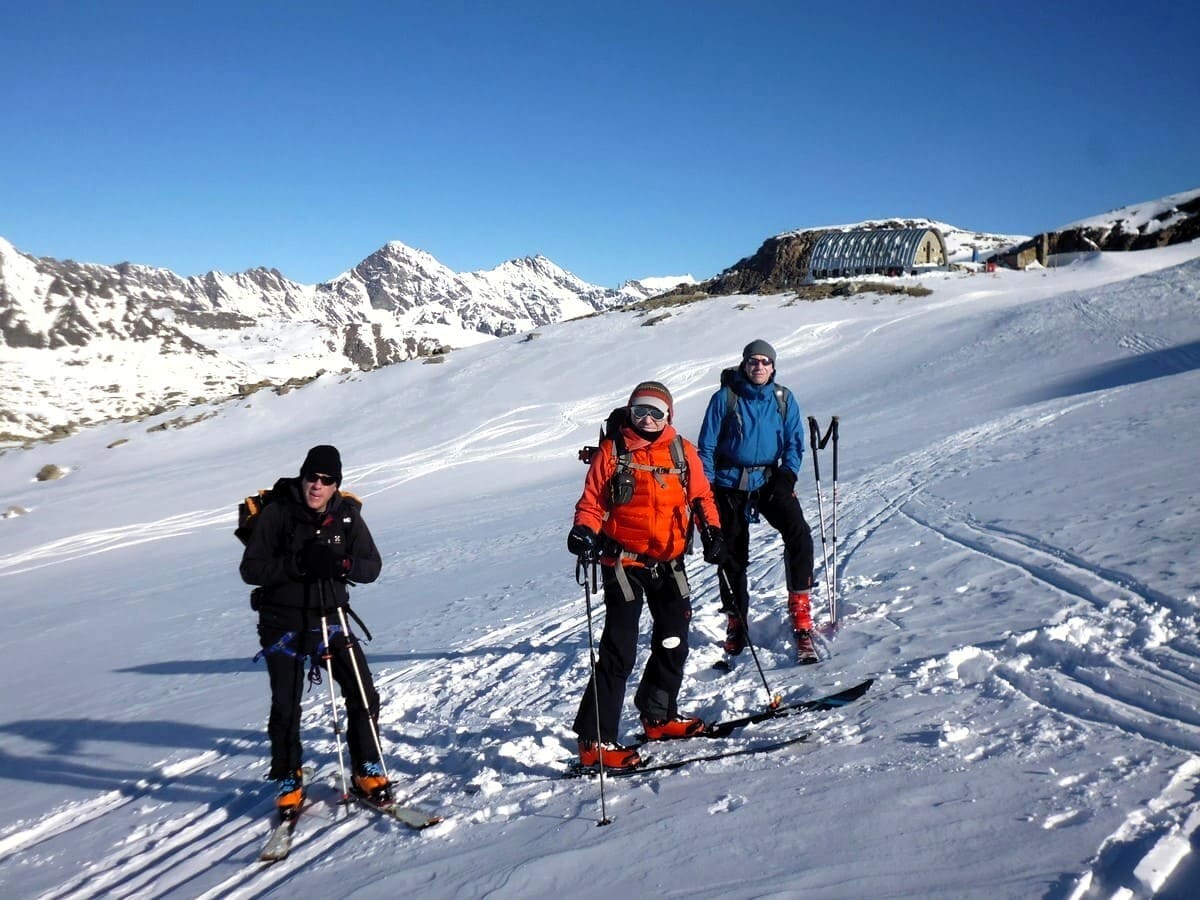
[334,601,390,787]
[693,500,781,711]
[807,416,836,626]
[715,566,782,710]
[830,417,840,628]
[316,584,350,800]
[576,551,611,826]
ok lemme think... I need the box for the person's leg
[260,626,306,779]
[572,567,645,743]
[635,563,692,721]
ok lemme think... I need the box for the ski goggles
[304,473,338,486]
[630,404,666,421]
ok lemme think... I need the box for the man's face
[303,473,337,511]
[744,354,774,386]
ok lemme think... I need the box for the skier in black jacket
[240,445,386,813]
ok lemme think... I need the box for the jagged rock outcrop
[994,189,1200,268]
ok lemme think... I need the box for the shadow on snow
[113,637,582,675]
[1023,339,1200,404]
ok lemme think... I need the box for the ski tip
[712,658,732,672]
[830,677,875,701]
[565,760,650,779]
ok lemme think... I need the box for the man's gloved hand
[567,524,598,558]
[700,525,730,567]
[768,468,797,506]
[300,541,349,579]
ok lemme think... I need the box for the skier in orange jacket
[567,381,726,771]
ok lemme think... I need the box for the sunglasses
[630,404,666,421]
[746,357,773,368]
[304,473,337,486]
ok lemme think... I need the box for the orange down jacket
[574,423,720,565]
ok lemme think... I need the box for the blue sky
[1,1,1196,287]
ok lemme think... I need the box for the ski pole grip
[806,416,822,480]
[831,416,839,481]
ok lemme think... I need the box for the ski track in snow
[899,501,1200,748]
[783,378,1200,897]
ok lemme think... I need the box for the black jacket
[239,477,382,629]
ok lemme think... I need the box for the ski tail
[704,677,874,738]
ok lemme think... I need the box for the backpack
[235,488,276,546]
[578,407,688,505]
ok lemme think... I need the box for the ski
[259,767,313,862]
[349,790,443,829]
[566,731,813,779]
[702,677,873,739]
[259,817,298,862]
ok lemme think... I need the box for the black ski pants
[713,485,814,619]
[573,560,692,744]
[259,622,381,779]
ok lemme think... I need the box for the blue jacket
[697,369,803,492]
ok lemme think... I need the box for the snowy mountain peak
[498,254,567,278]
[374,240,448,271]
[620,274,698,296]
[0,235,637,442]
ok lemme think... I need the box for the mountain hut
[808,227,948,279]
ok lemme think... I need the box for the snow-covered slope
[0,235,1197,898]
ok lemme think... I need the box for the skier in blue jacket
[697,339,818,664]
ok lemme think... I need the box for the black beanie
[299,445,342,484]
[742,339,777,364]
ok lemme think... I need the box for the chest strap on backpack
[620,459,682,489]
[614,434,688,487]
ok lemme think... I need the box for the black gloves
[299,541,349,579]
[767,468,797,506]
[567,524,598,558]
[700,525,730,567]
